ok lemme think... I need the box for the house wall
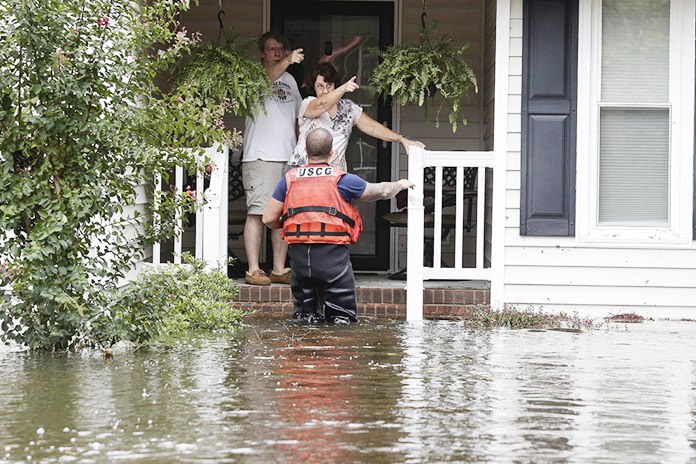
[503,0,696,319]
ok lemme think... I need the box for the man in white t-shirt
[242,31,304,285]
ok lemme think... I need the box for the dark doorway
[271,1,395,271]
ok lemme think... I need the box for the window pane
[598,108,669,224]
[601,0,670,103]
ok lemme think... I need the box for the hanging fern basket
[173,32,271,118]
[370,29,478,133]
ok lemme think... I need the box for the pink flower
[175,27,188,44]
[223,98,235,111]
[205,163,214,175]
[53,49,67,70]
[177,96,185,104]
[96,16,109,27]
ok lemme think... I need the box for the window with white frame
[578,0,694,243]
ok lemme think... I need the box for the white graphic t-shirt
[242,72,301,162]
[289,97,363,171]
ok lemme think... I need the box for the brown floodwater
[1,319,696,463]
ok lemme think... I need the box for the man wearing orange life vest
[263,128,414,323]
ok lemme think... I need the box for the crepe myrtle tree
[0,0,241,350]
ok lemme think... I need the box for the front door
[271,1,394,271]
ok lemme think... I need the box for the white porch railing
[406,147,495,320]
[152,144,229,269]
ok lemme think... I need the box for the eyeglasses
[315,83,335,91]
[265,46,285,53]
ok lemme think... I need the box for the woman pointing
[288,62,425,171]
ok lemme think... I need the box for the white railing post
[476,168,487,270]
[406,146,426,321]
[201,144,229,270]
[195,165,204,259]
[174,166,184,264]
[152,172,162,265]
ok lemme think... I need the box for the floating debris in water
[605,312,645,323]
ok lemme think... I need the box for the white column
[406,147,426,321]
[490,0,512,309]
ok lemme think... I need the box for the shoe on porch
[270,268,291,285]
[245,269,271,285]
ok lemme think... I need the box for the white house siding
[503,0,696,319]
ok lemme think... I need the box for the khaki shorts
[242,160,286,215]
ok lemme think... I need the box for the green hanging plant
[173,30,271,118]
[370,26,478,133]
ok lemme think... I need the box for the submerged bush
[463,305,597,331]
[95,255,243,347]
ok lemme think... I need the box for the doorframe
[267,0,402,272]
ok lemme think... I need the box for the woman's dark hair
[307,62,341,96]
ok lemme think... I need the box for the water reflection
[1,320,696,462]
[271,328,360,462]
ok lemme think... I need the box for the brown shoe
[245,269,271,285]
[270,268,291,285]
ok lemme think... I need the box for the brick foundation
[234,281,490,320]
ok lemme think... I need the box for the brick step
[233,278,489,320]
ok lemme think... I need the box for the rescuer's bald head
[306,128,333,160]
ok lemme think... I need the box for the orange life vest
[281,165,362,244]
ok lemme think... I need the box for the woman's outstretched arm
[355,113,426,152]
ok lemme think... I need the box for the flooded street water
[2,319,696,463]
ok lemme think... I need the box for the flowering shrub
[0,0,241,350]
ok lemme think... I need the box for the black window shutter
[520,0,578,236]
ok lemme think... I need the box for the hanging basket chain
[217,0,225,46]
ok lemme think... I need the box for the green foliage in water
[96,254,243,347]
[0,0,241,350]
[464,305,596,330]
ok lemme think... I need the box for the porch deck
[233,274,490,320]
